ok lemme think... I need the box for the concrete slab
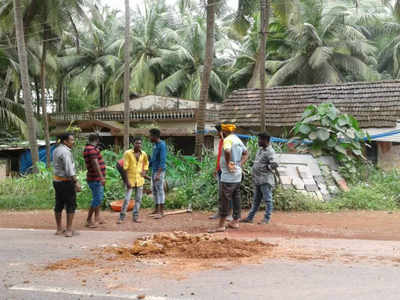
[275,154,321,176]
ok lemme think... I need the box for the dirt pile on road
[110,231,276,259]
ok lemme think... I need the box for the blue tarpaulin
[19,145,56,174]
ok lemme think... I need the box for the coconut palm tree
[195,0,217,158]
[58,5,122,108]
[267,0,378,86]
[123,0,131,151]
[155,12,227,101]
[12,0,39,171]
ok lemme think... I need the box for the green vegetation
[293,103,368,181]
[1,138,399,212]
[2,0,400,136]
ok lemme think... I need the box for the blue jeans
[87,181,104,208]
[247,183,273,221]
[152,171,165,205]
[120,186,143,219]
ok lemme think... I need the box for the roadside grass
[1,167,399,212]
[1,138,399,212]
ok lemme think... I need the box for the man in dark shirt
[241,132,276,224]
[83,134,106,228]
[149,128,167,219]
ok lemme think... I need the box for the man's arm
[142,153,149,178]
[65,153,81,191]
[240,149,249,167]
[156,143,167,180]
[123,152,132,188]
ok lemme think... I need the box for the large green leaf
[334,145,347,155]
[327,139,337,148]
[298,124,311,134]
[303,114,321,124]
[316,128,330,141]
[309,131,318,140]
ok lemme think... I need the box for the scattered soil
[104,231,276,259]
[45,258,96,271]
[1,209,400,241]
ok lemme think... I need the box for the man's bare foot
[55,229,65,236]
[64,230,73,237]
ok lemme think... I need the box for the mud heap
[112,231,275,259]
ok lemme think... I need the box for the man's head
[59,133,75,148]
[88,133,100,145]
[149,128,161,143]
[133,137,142,151]
[215,124,223,139]
[258,132,271,148]
[221,124,236,138]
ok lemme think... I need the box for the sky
[102,0,238,12]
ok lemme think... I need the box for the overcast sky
[102,0,238,12]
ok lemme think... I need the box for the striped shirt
[83,144,106,181]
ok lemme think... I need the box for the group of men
[52,128,166,237]
[51,124,276,237]
[208,124,276,233]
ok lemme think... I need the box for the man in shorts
[83,134,106,228]
[52,133,81,237]
[209,124,248,233]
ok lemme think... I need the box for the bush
[274,187,327,212]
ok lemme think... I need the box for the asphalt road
[1,228,400,300]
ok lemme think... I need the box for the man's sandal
[208,227,226,233]
[228,223,240,230]
[85,222,98,228]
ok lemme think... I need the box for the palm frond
[309,46,333,69]
[267,55,307,87]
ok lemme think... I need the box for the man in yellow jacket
[117,137,149,223]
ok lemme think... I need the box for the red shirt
[118,159,124,167]
[83,144,106,181]
[216,139,223,171]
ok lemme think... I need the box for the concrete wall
[377,142,400,170]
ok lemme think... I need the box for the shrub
[274,187,327,212]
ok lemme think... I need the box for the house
[220,80,400,170]
[49,95,221,155]
[0,140,56,179]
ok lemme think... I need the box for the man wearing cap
[209,124,233,221]
[209,124,248,232]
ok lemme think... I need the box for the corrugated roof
[220,80,400,128]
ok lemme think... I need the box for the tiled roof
[221,80,400,128]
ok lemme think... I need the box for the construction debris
[275,154,348,201]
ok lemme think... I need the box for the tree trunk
[99,84,104,107]
[259,0,269,131]
[0,67,12,100]
[69,13,80,54]
[247,0,271,90]
[195,0,216,159]
[123,0,131,151]
[13,0,39,172]
[40,31,51,167]
[34,78,40,115]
